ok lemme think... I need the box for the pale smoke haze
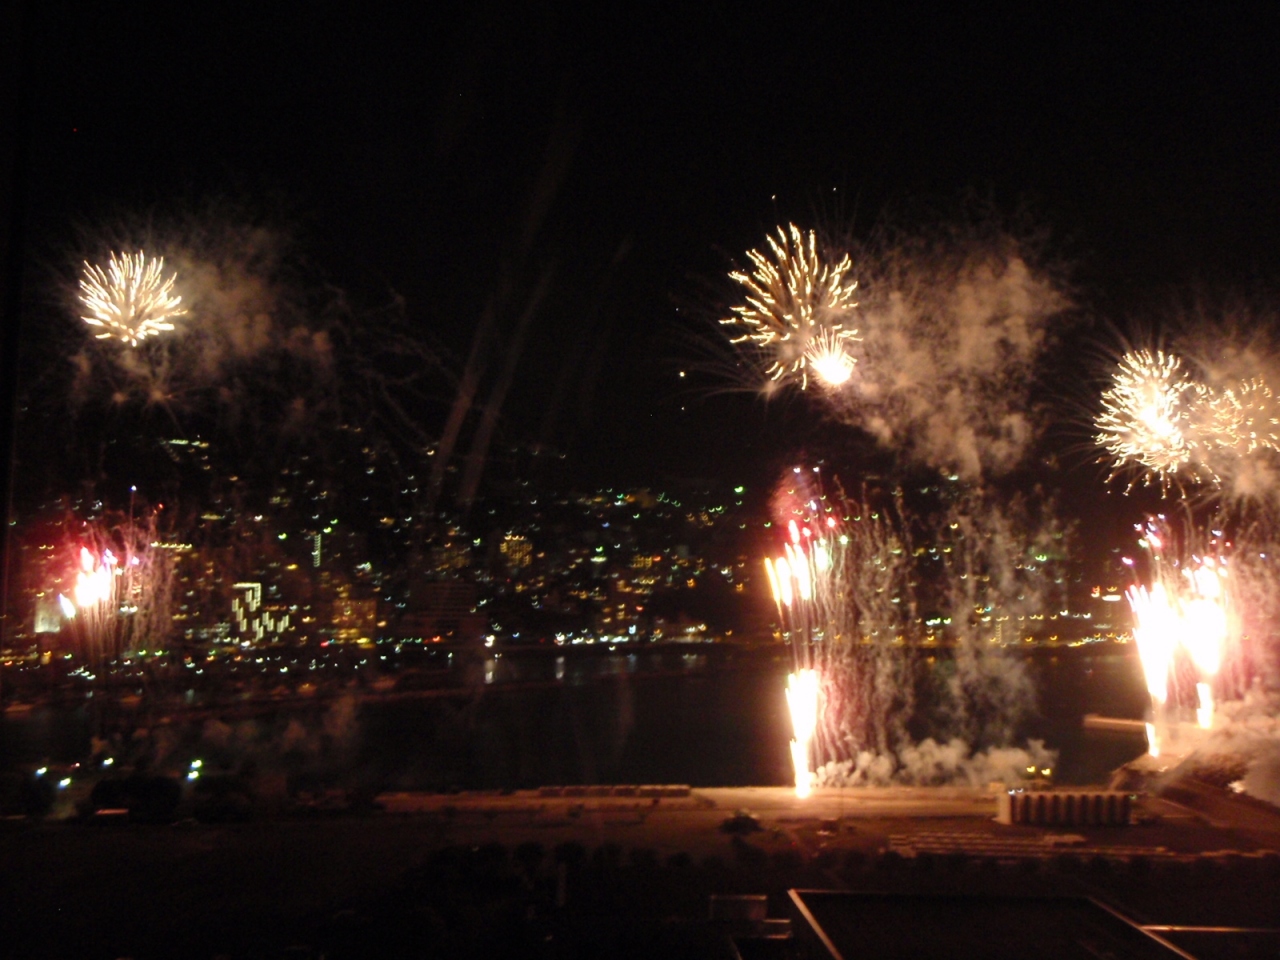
[836,237,1068,480]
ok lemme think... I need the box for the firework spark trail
[766,550,820,797]
[721,224,859,390]
[770,545,836,797]
[79,252,186,347]
[1126,581,1177,754]
[1182,558,1229,679]
[1126,581,1176,706]
[1181,557,1230,731]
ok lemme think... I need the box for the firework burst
[1201,378,1280,460]
[79,252,186,347]
[804,327,857,387]
[1095,350,1199,486]
[1095,344,1280,502]
[721,224,859,390]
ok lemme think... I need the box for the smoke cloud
[832,228,1070,480]
[816,737,1056,788]
[1192,689,1280,807]
[195,692,362,779]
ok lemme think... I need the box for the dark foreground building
[787,892,1193,960]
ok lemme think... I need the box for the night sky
[14,4,1280,551]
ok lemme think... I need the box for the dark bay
[2,643,1151,789]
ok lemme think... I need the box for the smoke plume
[832,227,1070,480]
[817,738,1056,788]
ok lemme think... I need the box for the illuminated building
[500,533,533,572]
[429,530,472,573]
[231,582,292,646]
[332,596,378,643]
[32,594,63,635]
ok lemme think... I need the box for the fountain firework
[760,465,1059,789]
[1123,519,1235,754]
[58,508,176,670]
[764,466,900,796]
[786,669,820,797]
[764,494,829,797]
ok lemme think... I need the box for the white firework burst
[805,327,857,387]
[721,224,859,390]
[79,252,186,347]
[1200,378,1280,459]
[1095,349,1201,483]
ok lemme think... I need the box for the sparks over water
[721,224,859,390]
[79,252,186,347]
